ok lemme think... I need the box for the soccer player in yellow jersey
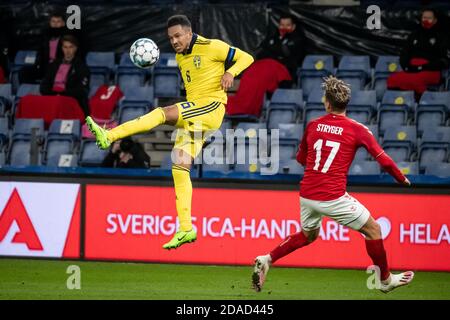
[86,15,254,249]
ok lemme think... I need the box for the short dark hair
[167,15,192,29]
[61,34,79,47]
[279,13,296,24]
[50,10,66,20]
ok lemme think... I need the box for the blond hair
[321,75,351,111]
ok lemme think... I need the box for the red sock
[365,239,390,281]
[270,231,311,263]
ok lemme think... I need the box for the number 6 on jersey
[313,139,341,173]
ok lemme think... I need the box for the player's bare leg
[359,217,414,293]
[162,148,197,250]
[252,228,319,292]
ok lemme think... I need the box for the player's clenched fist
[221,72,234,91]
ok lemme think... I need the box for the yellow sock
[172,164,192,232]
[107,107,166,142]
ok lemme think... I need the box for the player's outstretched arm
[375,152,411,186]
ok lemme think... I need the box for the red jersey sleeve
[296,123,309,166]
[357,124,407,183]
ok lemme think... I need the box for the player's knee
[365,221,382,240]
[303,229,319,243]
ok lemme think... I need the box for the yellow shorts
[173,97,225,158]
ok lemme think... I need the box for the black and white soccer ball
[129,38,160,69]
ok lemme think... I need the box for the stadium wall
[0,174,449,272]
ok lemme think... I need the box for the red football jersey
[297,113,404,201]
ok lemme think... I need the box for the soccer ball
[129,38,160,69]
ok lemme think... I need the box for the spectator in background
[387,8,449,98]
[102,138,151,169]
[40,34,90,116]
[19,10,88,84]
[226,14,306,117]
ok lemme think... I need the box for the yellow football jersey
[176,34,254,104]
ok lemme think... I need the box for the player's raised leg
[163,147,197,250]
[359,216,414,293]
[86,105,178,149]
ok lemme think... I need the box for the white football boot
[379,271,415,293]
[252,255,271,292]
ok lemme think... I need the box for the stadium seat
[0,150,5,166]
[416,91,450,136]
[119,106,149,124]
[79,139,109,167]
[346,90,377,124]
[8,138,41,166]
[16,83,40,99]
[12,118,45,139]
[267,108,297,129]
[278,159,304,175]
[271,140,298,160]
[202,162,231,174]
[418,127,450,171]
[349,161,380,175]
[303,88,326,124]
[378,90,415,135]
[297,55,334,99]
[336,55,371,90]
[48,119,81,142]
[235,122,267,133]
[10,50,38,93]
[234,162,261,173]
[86,51,115,87]
[373,56,401,100]
[396,161,419,175]
[0,84,12,115]
[119,86,154,109]
[382,125,416,148]
[44,139,74,165]
[116,52,147,90]
[0,117,9,150]
[152,53,180,98]
[355,147,369,161]
[425,162,450,177]
[277,123,303,143]
[269,88,303,113]
[46,153,78,167]
[365,124,379,141]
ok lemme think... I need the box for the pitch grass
[0,259,449,300]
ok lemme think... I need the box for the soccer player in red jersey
[252,76,414,294]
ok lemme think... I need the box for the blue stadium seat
[0,84,12,115]
[10,50,38,93]
[79,139,109,167]
[8,138,41,166]
[366,124,379,140]
[86,52,115,87]
[297,55,334,99]
[44,139,74,165]
[119,86,154,109]
[378,90,415,135]
[267,109,297,129]
[416,91,450,135]
[16,83,40,99]
[418,127,450,171]
[271,140,298,160]
[347,90,377,124]
[382,125,416,162]
[116,52,147,90]
[396,161,419,175]
[152,69,181,97]
[48,119,81,142]
[373,56,401,100]
[119,106,149,124]
[0,117,9,150]
[303,88,326,124]
[235,122,267,133]
[269,89,303,113]
[349,161,380,175]
[233,163,261,173]
[336,55,371,90]
[0,150,5,166]
[278,159,304,175]
[355,147,369,161]
[425,162,450,177]
[202,162,231,174]
[46,153,78,167]
[12,118,44,139]
[277,123,303,143]
[152,53,180,98]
